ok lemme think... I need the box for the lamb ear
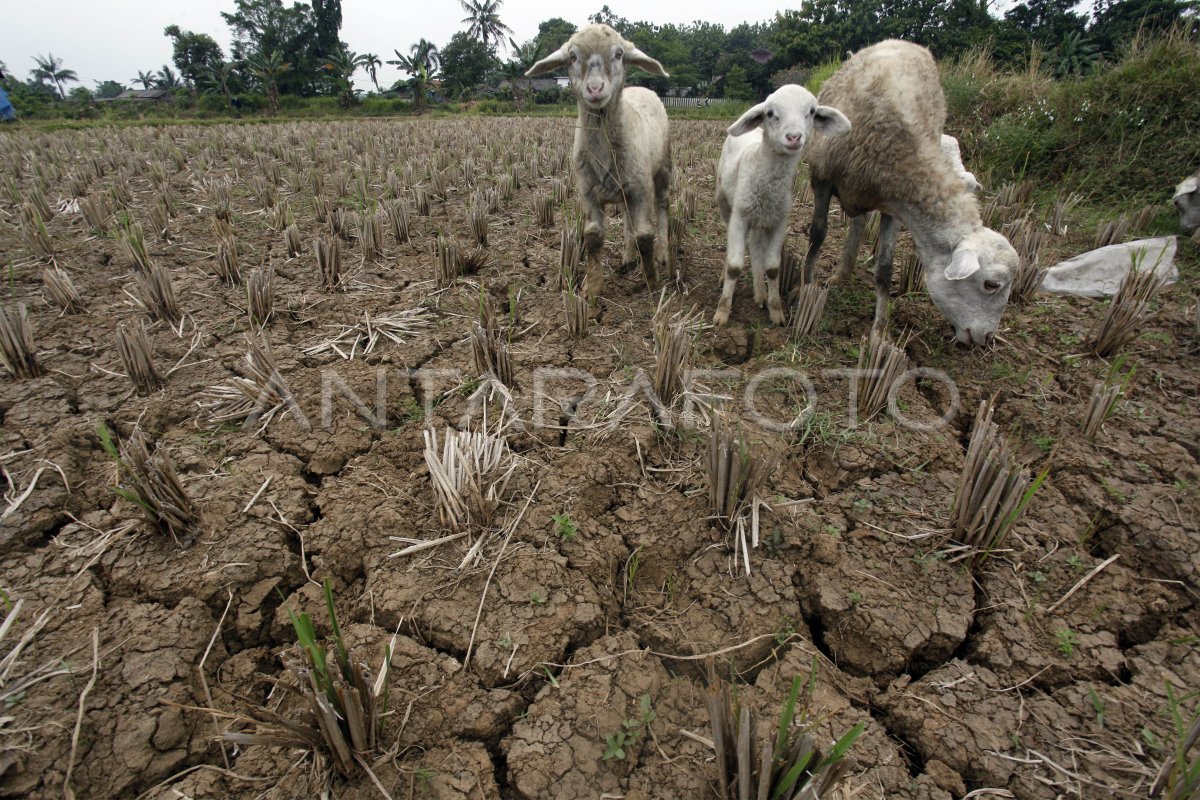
[813,105,851,137]
[526,44,571,77]
[1177,177,1199,198]
[728,102,767,136]
[624,44,668,77]
[945,247,981,280]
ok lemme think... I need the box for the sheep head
[1174,175,1199,234]
[525,24,667,111]
[728,85,850,156]
[926,227,1017,346]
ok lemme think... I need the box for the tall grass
[943,26,1199,200]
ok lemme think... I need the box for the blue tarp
[0,86,14,121]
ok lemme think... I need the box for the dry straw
[385,199,410,244]
[854,331,909,423]
[1049,190,1082,236]
[791,283,828,339]
[533,196,555,228]
[470,200,489,246]
[359,213,383,261]
[1086,250,1169,357]
[435,235,461,288]
[946,399,1047,566]
[115,322,163,395]
[19,204,55,262]
[559,222,583,291]
[705,662,863,800]
[423,416,518,532]
[223,580,392,780]
[99,425,199,543]
[79,194,111,232]
[246,262,275,328]
[43,267,84,314]
[133,263,181,324]
[778,250,802,304]
[1009,219,1047,303]
[0,304,42,379]
[283,223,303,258]
[215,236,241,285]
[653,315,692,418]
[708,414,779,575]
[897,250,924,296]
[202,334,296,431]
[314,235,343,291]
[1081,356,1133,441]
[470,295,514,388]
[303,308,435,359]
[1095,213,1131,249]
[119,218,151,272]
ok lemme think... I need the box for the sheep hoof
[712,307,730,327]
[769,305,786,326]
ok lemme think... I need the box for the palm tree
[360,52,382,93]
[155,65,180,90]
[409,39,441,74]
[503,38,541,109]
[459,0,513,53]
[202,62,238,108]
[322,48,366,108]
[386,50,431,108]
[31,53,78,99]
[132,70,156,90]
[247,50,290,114]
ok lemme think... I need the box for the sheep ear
[813,105,851,137]
[526,44,571,77]
[728,103,767,136]
[945,246,981,280]
[624,45,668,77]
[1178,177,1199,198]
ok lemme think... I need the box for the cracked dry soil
[0,117,1197,800]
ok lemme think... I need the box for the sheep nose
[786,134,802,146]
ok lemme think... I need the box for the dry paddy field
[0,116,1197,800]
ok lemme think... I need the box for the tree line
[2,0,1196,112]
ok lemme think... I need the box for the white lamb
[712,85,850,326]
[940,134,981,193]
[803,40,1018,346]
[1174,171,1200,234]
[526,24,670,299]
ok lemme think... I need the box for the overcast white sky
[0,1,803,93]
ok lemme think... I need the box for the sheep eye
[765,110,774,119]
[570,52,578,63]
[984,279,1003,292]
[614,48,624,60]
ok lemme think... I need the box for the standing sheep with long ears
[713,85,851,326]
[526,24,670,299]
[803,40,1019,346]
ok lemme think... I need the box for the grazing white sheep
[940,134,981,193]
[1174,171,1200,234]
[713,85,850,326]
[526,24,670,299]
[803,40,1019,346]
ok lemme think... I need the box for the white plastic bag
[1041,236,1177,298]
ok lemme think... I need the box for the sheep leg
[871,214,901,333]
[749,227,769,308]
[803,180,833,285]
[713,212,746,326]
[629,199,658,292]
[831,215,867,285]
[763,225,788,326]
[582,202,607,302]
[621,214,639,268]
[654,187,670,279]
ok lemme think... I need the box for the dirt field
[0,116,1197,799]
